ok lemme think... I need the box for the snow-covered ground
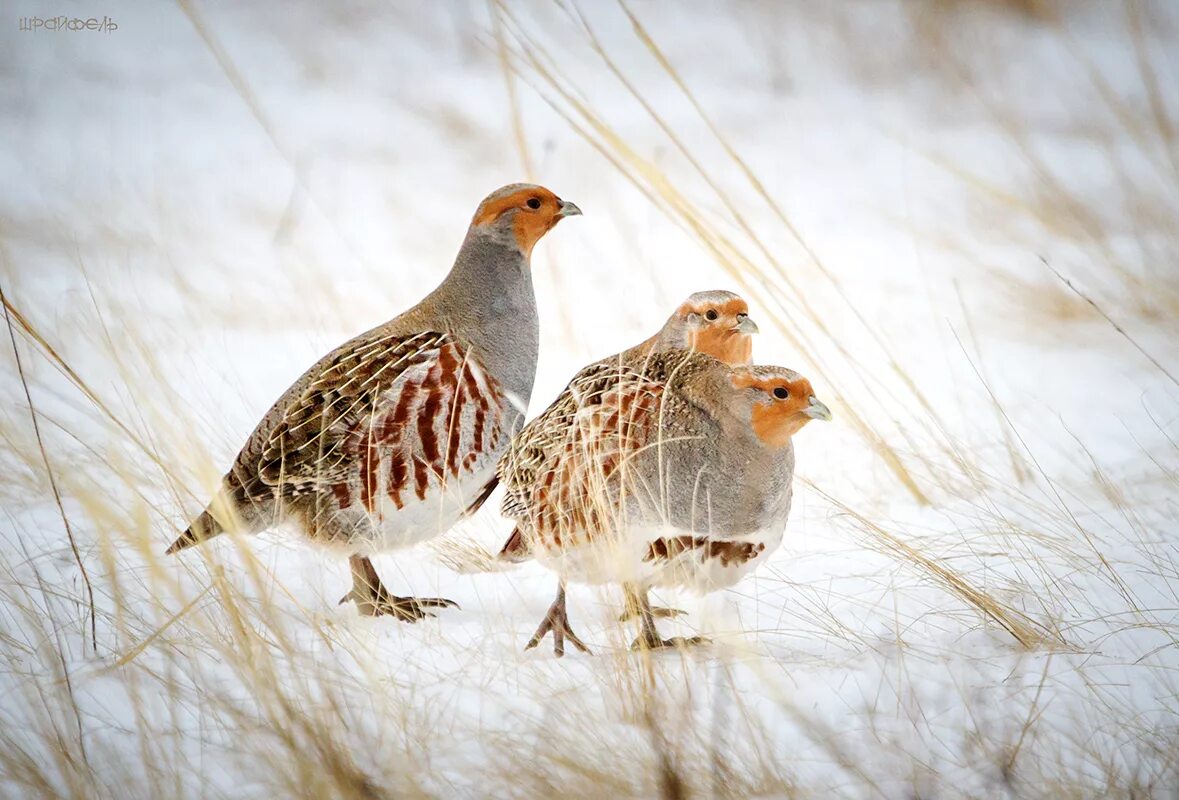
[2,1,1178,797]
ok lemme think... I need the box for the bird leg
[618,584,686,622]
[339,555,459,622]
[627,584,708,651]
[525,582,591,657]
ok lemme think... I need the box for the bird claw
[525,622,592,658]
[629,634,709,652]
[525,588,591,657]
[339,588,460,623]
[618,605,686,622]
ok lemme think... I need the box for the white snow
[2,1,1177,797]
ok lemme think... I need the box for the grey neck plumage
[421,228,539,416]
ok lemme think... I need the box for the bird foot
[618,605,686,622]
[339,586,459,623]
[526,590,591,657]
[630,634,710,652]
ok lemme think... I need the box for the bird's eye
[526,197,542,210]
[705,309,718,321]
[773,387,789,399]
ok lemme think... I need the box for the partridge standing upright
[500,350,830,654]
[167,184,581,621]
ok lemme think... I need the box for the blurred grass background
[1,0,1178,797]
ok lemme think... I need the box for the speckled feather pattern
[168,183,576,557]
[497,290,759,563]
[498,350,799,590]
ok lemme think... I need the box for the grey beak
[805,396,832,421]
[734,315,759,335]
[557,200,582,218]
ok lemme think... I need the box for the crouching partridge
[498,289,758,561]
[496,290,758,650]
[499,350,830,654]
[167,183,581,621]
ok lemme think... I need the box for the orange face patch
[730,372,817,447]
[675,297,749,319]
[472,187,567,256]
[682,298,753,366]
[689,326,753,366]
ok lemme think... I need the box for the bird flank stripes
[168,183,580,621]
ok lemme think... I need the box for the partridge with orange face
[499,290,758,557]
[500,350,830,654]
[167,183,580,621]
[495,290,758,650]
[620,289,758,367]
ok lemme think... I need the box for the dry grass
[2,1,1178,797]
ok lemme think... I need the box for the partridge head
[725,365,833,447]
[627,289,758,366]
[469,184,582,257]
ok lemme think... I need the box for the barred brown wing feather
[496,363,609,519]
[255,331,503,508]
[497,360,664,545]
[257,331,446,490]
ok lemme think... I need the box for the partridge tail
[166,508,224,555]
[498,526,531,562]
